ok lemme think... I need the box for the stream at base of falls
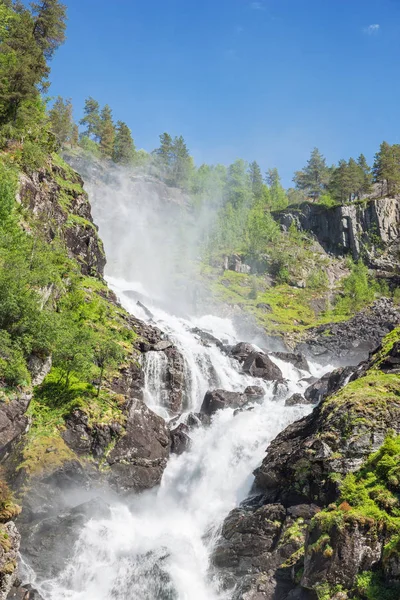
[25,276,332,600]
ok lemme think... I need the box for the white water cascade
[25,164,332,600]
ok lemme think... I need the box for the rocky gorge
[0,153,399,600]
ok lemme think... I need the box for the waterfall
[26,164,332,600]
[31,276,330,600]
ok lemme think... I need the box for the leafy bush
[334,260,378,315]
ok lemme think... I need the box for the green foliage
[355,571,400,600]
[334,260,378,315]
[306,268,329,290]
[317,192,337,208]
[99,105,115,158]
[79,97,100,140]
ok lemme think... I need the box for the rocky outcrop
[18,160,106,277]
[107,398,171,492]
[0,395,31,460]
[296,298,400,363]
[213,328,400,599]
[274,197,400,271]
[0,522,20,600]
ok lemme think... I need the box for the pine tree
[373,141,400,197]
[99,104,115,158]
[293,148,330,201]
[113,121,135,165]
[266,168,288,210]
[71,123,79,147]
[79,97,100,140]
[170,135,192,188]
[226,160,252,209]
[357,154,373,198]
[248,161,263,199]
[48,96,73,147]
[31,0,67,60]
[329,159,352,204]
[155,132,173,174]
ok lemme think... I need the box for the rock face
[18,162,106,278]
[274,197,400,269]
[0,522,20,600]
[107,398,171,492]
[296,298,400,363]
[0,395,31,459]
[213,332,400,599]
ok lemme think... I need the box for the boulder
[62,409,122,458]
[285,393,309,407]
[244,386,265,401]
[242,353,283,382]
[230,342,257,363]
[200,390,248,416]
[191,327,225,350]
[170,423,191,455]
[271,352,309,372]
[107,399,171,492]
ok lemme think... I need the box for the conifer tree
[357,154,373,198]
[70,123,79,147]
[373,141,400,196]
[248,161,263,199]
[155,132,173,173]
[170,135,192,188]
[79,97,100,140]
[48,96,73,147]
[293,148,330,201]
[31,0,67,60]
[99,104,115,158]
[266,168,288,210]
[113,121,135,165]
[329,159,352,204]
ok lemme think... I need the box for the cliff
[274,198,400,277]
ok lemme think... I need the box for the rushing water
[30,276,330,600]
[25,164,332,599]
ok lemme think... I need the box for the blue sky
[49,0,400,185]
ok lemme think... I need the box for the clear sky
[48,0,400,186]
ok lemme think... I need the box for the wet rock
[271,352,309,373]
[8,584,44,600]
[107,399,171,492]
[163,347,185,414]
[0,522,20,600]
[170,423,191,455]
[230,343,257,363]
[191,327,224,350]
[137,300,154,320]
[285,393,310,407]
[200,390,248,416]
[244,386,265,401]
[304,366,355,405]
[242,352,283,382]
[225,254,251,274]
[18,498,110,580]
[212,504,286,572]
[185,412,211,429]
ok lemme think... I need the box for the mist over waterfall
[28,162,332,600]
